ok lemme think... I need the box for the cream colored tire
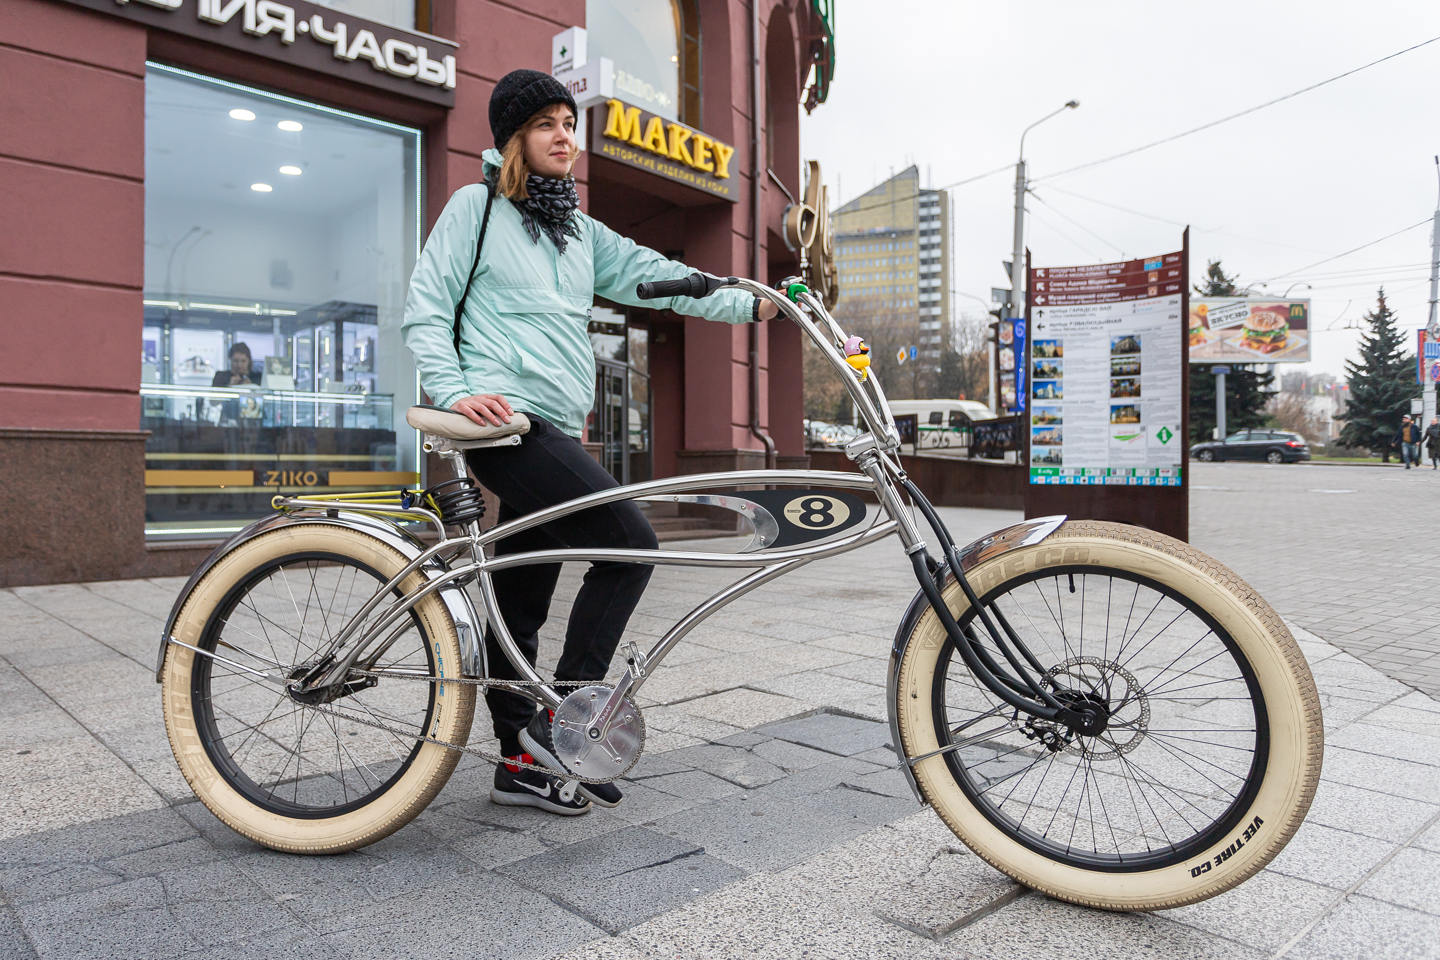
[895,520,1322,910]
[161,524,474,854]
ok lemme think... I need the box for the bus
[886,399,997,453]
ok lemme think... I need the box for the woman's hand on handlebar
[757,298,779,321]
[452,393,513,427]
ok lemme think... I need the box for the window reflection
[142,65,420,537]
[587,0,686,121]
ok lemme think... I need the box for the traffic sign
[1211,366,1231,375]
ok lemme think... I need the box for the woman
[211,342,261,387]
[403,70,777,817]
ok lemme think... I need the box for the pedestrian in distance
[402,69,778,817]
[1396,415,1424,469]
[1425,416,1440,470]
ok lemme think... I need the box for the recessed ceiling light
[278,165,303,176]
[250,183,273,193]
[277,120,303,132]
[229,108,256,121]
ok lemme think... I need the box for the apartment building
[830,165,951,364]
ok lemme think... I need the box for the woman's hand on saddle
[452,393,514,427]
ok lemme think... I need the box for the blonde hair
[497,109,579,200]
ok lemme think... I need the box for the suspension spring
[426,477,486,526]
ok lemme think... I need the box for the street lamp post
[1000,100,1079,412]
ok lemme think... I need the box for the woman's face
[230,352,251,376]
[522,104,578,179]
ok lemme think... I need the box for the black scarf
[504,173,582,255]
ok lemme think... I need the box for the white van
[887,399,996,451]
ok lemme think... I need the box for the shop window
[141,64,421,538]
[312,0,416,30]
[587,0,699,124]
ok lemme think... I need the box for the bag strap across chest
[453,185,496,354]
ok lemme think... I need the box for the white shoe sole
[489,787,591,816]
[519,729,623,808]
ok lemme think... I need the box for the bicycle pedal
[557,778,580,803]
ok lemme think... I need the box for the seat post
[438,447,469,481]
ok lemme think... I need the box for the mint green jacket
[402,148,754,437]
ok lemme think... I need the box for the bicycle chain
[301,668,640,784]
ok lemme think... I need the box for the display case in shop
[140,299,413,536]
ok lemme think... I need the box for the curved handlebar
[635,272,732,301]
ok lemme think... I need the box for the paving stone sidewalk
[2,496,1438,959]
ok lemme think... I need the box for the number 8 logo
[783,494,850,530]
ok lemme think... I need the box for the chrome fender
[885,515,1066,802]
[155,512,484,681]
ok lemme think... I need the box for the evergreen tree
[1336,288,1416,460]
[1195,259,1244,297]
[1188,260,1276,442]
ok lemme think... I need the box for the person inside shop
[1425,415,1440,470]
[202,341,262,423]
[1395,414,1424,469]
[212,342,262,388]
[402,70,779,817]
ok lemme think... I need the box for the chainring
[551,684,646,781]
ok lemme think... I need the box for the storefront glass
[311,0,416,30]
[586,0,683,120]
[588,306,651,485]
[141,64,421,537]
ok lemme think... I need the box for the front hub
[1040,656,1151,760]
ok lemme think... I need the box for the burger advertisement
[1188,297,1310,363]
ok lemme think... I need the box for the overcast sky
[798,0,1440,379]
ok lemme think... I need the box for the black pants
[464,415,657,756]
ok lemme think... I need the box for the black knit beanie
[490,69,578,152]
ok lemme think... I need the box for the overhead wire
[1025,206,1107,262]
[830,163,1013,224]
[1256,219,1435,282]
[1033,33,1440,183]
[1027,190,1127,258]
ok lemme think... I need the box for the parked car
[1190,429,1311,464]
[803,419,859,448]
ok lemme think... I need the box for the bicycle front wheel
[895,520,1322,910]
[161,523,475,854]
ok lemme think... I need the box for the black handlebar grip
[636,272,714,301]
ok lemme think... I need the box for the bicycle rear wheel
[894,520,1321,910]
[161,523,474,854]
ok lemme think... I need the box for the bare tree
[1265,392,1327,444]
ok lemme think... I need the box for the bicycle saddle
[405,404,531,441]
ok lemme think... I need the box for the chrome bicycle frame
[156,275,1074,801]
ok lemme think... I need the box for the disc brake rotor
[1044,655,1149,761]
[551,684,646,781]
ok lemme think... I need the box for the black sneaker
[490,754,590,816]
[519,710,624,808]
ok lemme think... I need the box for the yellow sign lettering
[692,135,713,172]
[666,124,693,166]
[603,99,645,147]
[642,116,668,155]
[597,98,738,200]
[711,141,735,179]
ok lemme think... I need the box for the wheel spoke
[930,563,1266,871]
[188,554,439,816]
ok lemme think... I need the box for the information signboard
[1028,251,1185,487]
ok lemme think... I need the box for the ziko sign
[55,0,457,106]
[593,98,738,202]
